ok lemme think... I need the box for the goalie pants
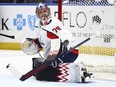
[59,49,79,63]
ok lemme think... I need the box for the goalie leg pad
[34,62,91,83]
[35,66,60,81]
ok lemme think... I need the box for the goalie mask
[35,2,51,25]
[21,39,39,55]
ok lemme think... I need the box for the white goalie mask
[35,2,51,25]
[21,39,39,55]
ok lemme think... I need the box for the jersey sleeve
[55,19,72,48]
[55,18,78,49]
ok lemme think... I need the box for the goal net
[58,0,116,73]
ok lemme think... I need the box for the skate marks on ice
[0,50,116,87]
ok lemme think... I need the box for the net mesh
[61,0,116,73]
[62,0,112,6]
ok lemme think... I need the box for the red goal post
[58,0,62,21]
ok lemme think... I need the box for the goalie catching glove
[21,38,42,55]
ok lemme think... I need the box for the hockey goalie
[22,2,92,83]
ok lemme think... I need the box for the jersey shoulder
[51,17,63,25]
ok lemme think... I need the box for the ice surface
[0,50,116,87]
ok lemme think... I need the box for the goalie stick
[0,33,15,39]
[7,32,100,81]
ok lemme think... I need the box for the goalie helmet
[35,2,51,25]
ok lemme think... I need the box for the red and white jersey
[35,17,76,59]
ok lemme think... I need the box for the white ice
[0,50,116,87]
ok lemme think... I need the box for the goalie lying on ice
[21,2,92,83]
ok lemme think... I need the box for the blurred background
[0,0,110,4]
[0,0,57,3]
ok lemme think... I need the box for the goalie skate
[79,63,93,83]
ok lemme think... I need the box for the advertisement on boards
[0,4,115,48]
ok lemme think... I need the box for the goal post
[58,0,62,21]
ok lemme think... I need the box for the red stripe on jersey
[47,31,59,39]
[71,49,79,54]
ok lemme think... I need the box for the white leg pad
[6,63,22,78]
[57,63,85,83]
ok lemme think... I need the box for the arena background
[0,1,116,56]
